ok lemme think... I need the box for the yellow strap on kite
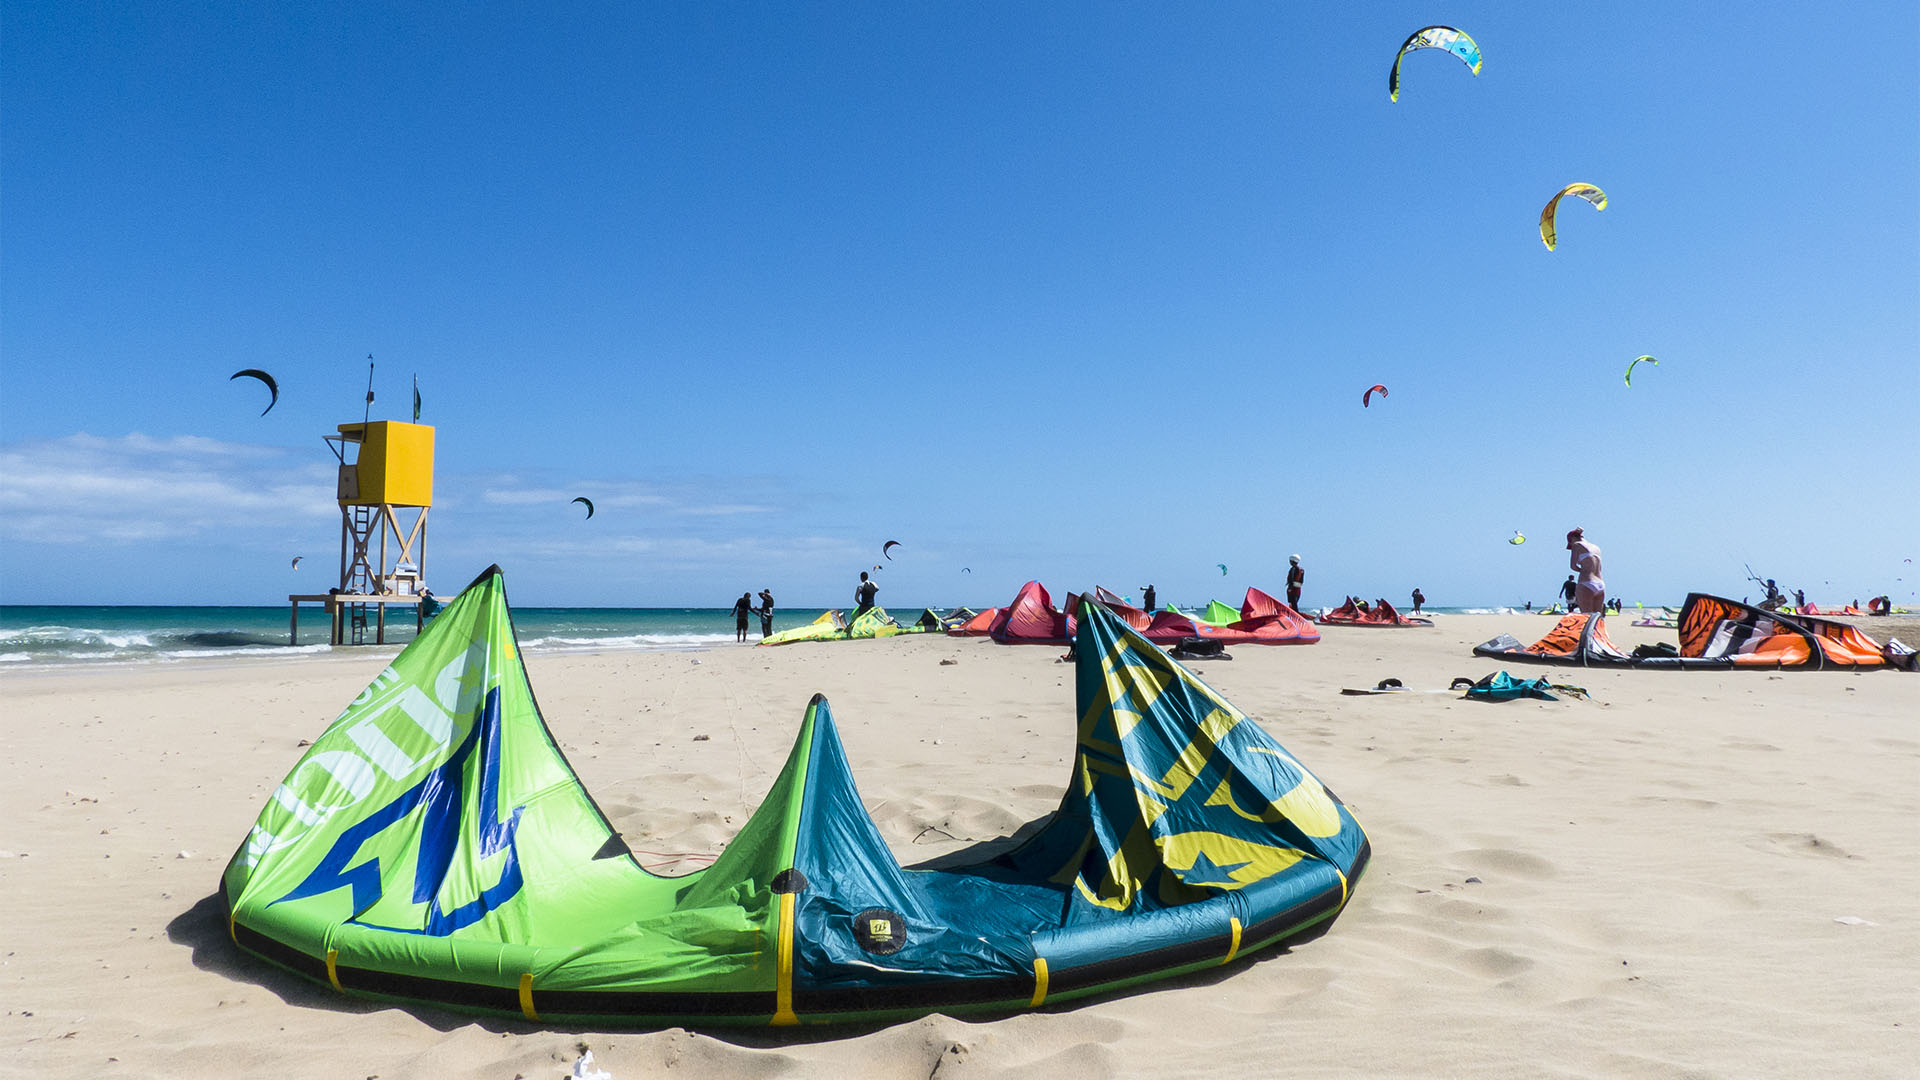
[1222,916,1243,965]
[519,972,539,1021]
[1029,957,1050,1008]
[770,891,798,1026]
[324,949,343,993]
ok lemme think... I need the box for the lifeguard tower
[287,420,435,645]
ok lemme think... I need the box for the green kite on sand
[222,567,1370,1026]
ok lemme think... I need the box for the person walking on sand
[1286,555,1305,611]
[1560,575,1578,612]
[729,591,753,643]
[1411,587,1426,614]
[1567,527,1606,616]
[757,589,775,639]
[853,571,878,622]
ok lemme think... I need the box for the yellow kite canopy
[1539,183,1607,251]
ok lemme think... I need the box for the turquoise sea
[0,602,1531,667]
[0,605,841,667]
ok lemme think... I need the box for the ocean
[0,603,1531,668]
[0,605,832,667]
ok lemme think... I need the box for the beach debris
[1625,354,1659,386]
[229,369,279,415]
[883,539,902,560]
[692,734,710,742]
[1362,383,1389,407]
[1833,916,1875,926]
[571,496,594,519]
[1465,876,1483,884]
[296,738,311,746]
[571,1049,612,1080]
[1540,183,1608,250]
[176,850,194,859]
[939,658,958,665]
[1389,25,1483,102]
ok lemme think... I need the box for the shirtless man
[1567,528,1605,616]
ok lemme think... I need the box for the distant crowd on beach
[722,522,1896,642]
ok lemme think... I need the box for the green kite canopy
[223,567,1370,1026]
[1200,600,1242,626]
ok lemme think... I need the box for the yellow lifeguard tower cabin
[288,420,436,645]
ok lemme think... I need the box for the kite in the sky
[961,567,972,573]
[291,556,303,569]
[230,369,279,415]
[1363,384,1389,407]
[1218,563,1229,576]
[1540,183,1607,251]
[572,497,594,519]
[883,540,901,560]
[1509,531,1526,545]
[1625,355,1659,386]
[1389,26,1483,102]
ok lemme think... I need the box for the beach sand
[4,615,1914,1078]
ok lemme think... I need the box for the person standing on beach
[1286,555,1305,611]
[853,572,878,622]
[729,591,753,643]
[757,589,775,639]
[1567,528,1606,615]
[1560,576,1578,611]
[1141,584,1157,612]
[1411,587,1426,614]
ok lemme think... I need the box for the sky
[3,2,1916,609]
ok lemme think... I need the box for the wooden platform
[288,593,427,645]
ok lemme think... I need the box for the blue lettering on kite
[270,686,526,936]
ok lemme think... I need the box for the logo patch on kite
[853,908,907,954]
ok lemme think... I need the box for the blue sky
[4,3,1916,609]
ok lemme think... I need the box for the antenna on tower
[363,355,376,425]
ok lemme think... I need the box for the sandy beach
[3,614,1914,1079]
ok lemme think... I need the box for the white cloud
[0,433,337,545]
[475,475,763,516]
[672,503,770,516]
[481,487,576,506]
[487,532,860,564]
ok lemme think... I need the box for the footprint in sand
[1753,832,1854,859]
[1453,847,1558,879]
[1456,946,1535,979]
[1632,795,1720,811]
